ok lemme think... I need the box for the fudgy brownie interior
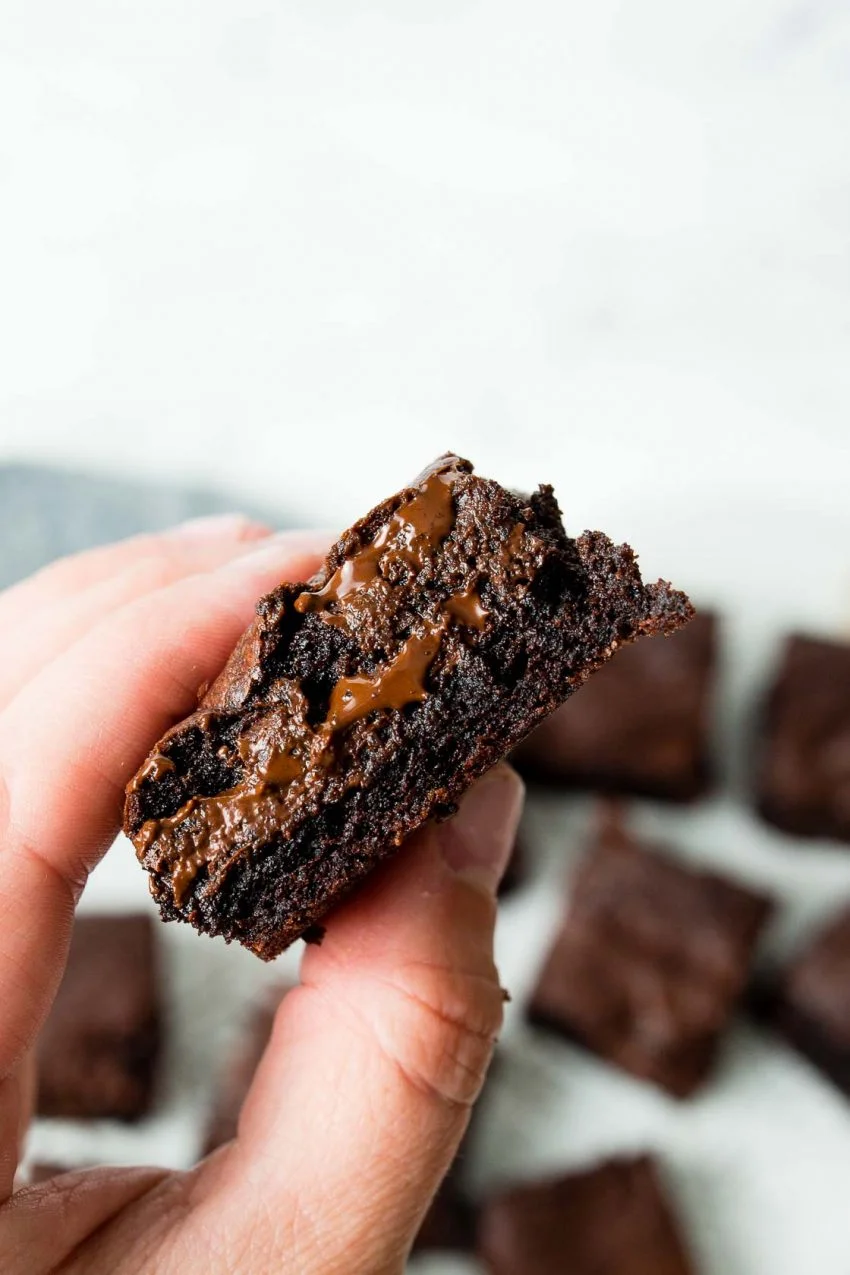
[125,454,692,959]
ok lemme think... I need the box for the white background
[3,2,850,1272]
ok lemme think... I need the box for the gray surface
[0,463,279,589]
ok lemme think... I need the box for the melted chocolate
[328,620,447,731]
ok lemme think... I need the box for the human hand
[0,517,523,1274]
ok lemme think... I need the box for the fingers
[0,533,328,1108]
[0,513,269,628]
[0,521,275,712]
[195,766,524,1274]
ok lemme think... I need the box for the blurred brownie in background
[37,915,161,1121]
[755,904,850,1096]
[412,1152,476,1255]
[477,1154,694,1275]
[529,811,772,1096]
[755,634,850,843]
[203,986,288,1155]
[513,612,717,801]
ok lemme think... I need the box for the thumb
[198,764,523,1274]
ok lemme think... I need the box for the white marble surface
[3,2,850,1272]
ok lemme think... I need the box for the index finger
[0,534,327,1089]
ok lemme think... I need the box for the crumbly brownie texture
[529,812,772,1096]
[513,612,716,800]
[757,905,850,1095]
[477,1155,694,1275]
[36,915,161,1121]
[755,634,850,843]
[125,454,692,960]
[203,987,287,1154]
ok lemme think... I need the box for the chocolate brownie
[513,612,716,800]
[203,987,287,1154]
[36,915,161,1120]
[477,1155,694,1275]
[529,813,772,1096]
[125,454,692,959]
[756,904,850,1095]
[755,634,850,842]
[413,1157,476,1254]
[499,835,526,898]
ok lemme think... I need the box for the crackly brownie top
[570,813,772,991]
[758,634,850,837]
[478,1156,693,1275]
[781,905,850,1045]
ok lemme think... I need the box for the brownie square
[529,815,772,1096]
[124,453,691,959]
[513,612,716,801]
[204,986,287,1154]
[477,1155,694,1275]
[755,634,850,843]
[758,904,850,1095]
[412,1157,476,1254]
[36,915,161,1121]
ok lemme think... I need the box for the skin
[0,516,524,1274]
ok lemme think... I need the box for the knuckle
[365,961,504,1110]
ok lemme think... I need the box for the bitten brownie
[755,634,850,843]
[203,987,287,1154]
[513,612,716,800]
[125,454,692,959]
[36,915,161,1121]
[477,1155,694,1275]
[529,812,772,1096]
[756,904,850,1096]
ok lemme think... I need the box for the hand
[0,517,523,1274]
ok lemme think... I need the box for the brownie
[498,835,526,898]
[36,915,161,1121]
[477,1155,694,1275]
[203,987,287,1154]
[513,612,716,800]
[125,454,691,960]
[757,904,850,1095]
[413,1158,476,1254]
[529,813,772,1096]
[755,634,850,842]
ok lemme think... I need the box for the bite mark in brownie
[754,904,850,1096]
[124,454,692,959]
[36,915,161,1121]
[477,1155,694,1275]
[529,811,772,1096]
[513,611,717,800]
[755,634,850,843]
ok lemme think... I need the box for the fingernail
[172,513,270,541]
[439,765,525,895]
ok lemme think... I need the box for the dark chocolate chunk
[513,612,716,800]
[755,634,850,843]
[756,904,850,1095]
[125,454,692,960]
[203,987,286,1155]
[36,915,161,1121]
[477,1155,694,1275]
[529,812,772,1096]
